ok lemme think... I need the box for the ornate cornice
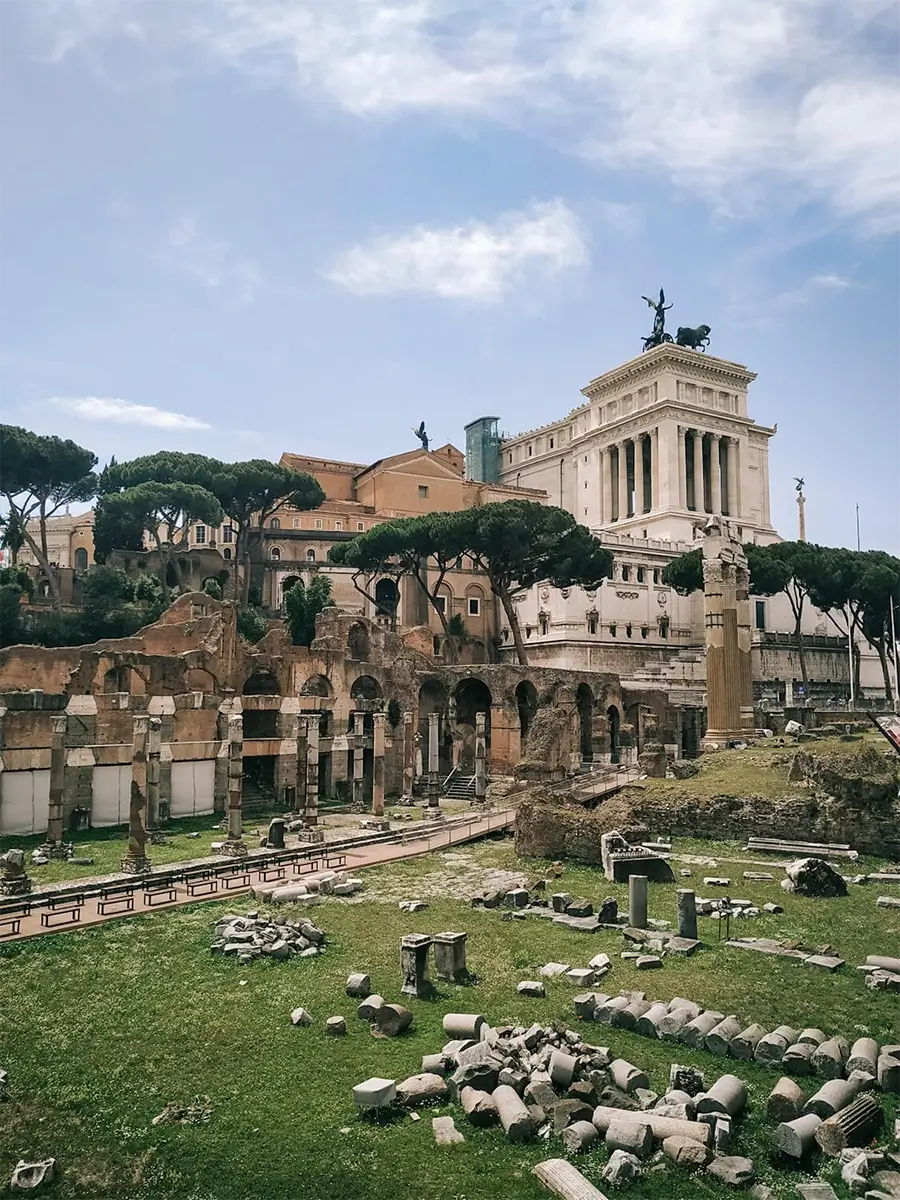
[581,345,756,402]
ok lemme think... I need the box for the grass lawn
[1,835,898,1200]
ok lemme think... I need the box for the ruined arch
[243,670,280,696]
[454,677,492,746]
[103,665,131,694]
[607,704,621,765]
[374,578,399,618]
[350,675,382,702]
[184,667,216,694]
[515,680,538,739]
[347,622,372,662]
[300,674,333,698]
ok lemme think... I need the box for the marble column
[617,440,630,521]
[701,525,755,746]
[602,447,614,524]
[122,714,152,873]
[295,715,308,812]
[710,434,722,513]
[629,874,648,929]
[42,714,68,858]
[692,429,705,513]
[146,716,166,844]
[677,426,687,509]
[650,426,659,512]
[634,435,645,516]
[726,439,739,518]
[427,710,441,814]
[402,711,415,800]
[372,711,385,817]
[474,711,487,802]
[351,712,365,812]
[221,713,247,856]
[676,889,698,939]
[304,714,320,827]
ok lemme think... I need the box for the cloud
[326,200,587,302]
[164,214,262,302]
[26,0,900,234]
[50,396,210,430]
[773,272,854,307]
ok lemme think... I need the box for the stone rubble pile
[858,955,900,993]
[352,1011,763,1188]
[210,912,327,964]
[781,857,848,898]
[251,869,364,905]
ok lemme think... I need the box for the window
[293,518,301,528]
[418,485,429,498]
[315,518,323,529]
[653,568,660,584]
[621,566,630,582]
[434,595,446,614]
[528,446,533,457]
[641,626,648,639]
[626,623,633,638]
[539,616,549,635]
[222,525,234,543]
[610,623,617,637]
[584,480,588,489]
[334,521,343,531]
[270,547,281,561]
[660,620,669,639]
[357,521,364,531]
[588,615,598,635]
[73,547,89,573]
[637,567,645,583]
[269,517,281,529]
[755,601,766,630]
[306,549,316,563]
[549,437,554,449]
[508,453,513,464]
[584,455,588,463]
[468,596,480,617]
[223,548,232,560]
[195,525,206,544]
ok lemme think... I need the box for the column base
[37,841,71,861]
[120,854,152,875]
[297,827,326,844]
[219,838,248,858]
[701,731,746,750]
[148,829,168,846]
[0,874,32,896]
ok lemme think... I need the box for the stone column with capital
[634,435,645,516]
[221,713,248,856]
[121,714,152,873]
[692,429,705,512]
[41,714,69,859]
[726,438,739,517]
[701,522,754,747]
[602,447,614,523]
[146,716,166,844]
[617,440,630,520]
[710,434,722,513]
[401,711,415,800]
[372,711,385,817]
[304,714,320,827]
[295,714,308,813]
[474,711,487,803]
[677,426,687,509]
[649,427,659,512]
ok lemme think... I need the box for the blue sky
[1,0,897,551]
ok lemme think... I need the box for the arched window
[306,549,316,563]
[270,547,281,561]
[73,547,89,573]
[223,548,232,560]
[269,517,281,529]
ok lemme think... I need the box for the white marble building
[494,345,886,705]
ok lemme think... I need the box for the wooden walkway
[0,808,515,944]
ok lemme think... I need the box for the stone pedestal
[122,714,152,874]
[433,931,469,983]
[297,826,326,844]
[400,933,434,998]
[267,817,286,849]
[676,889,698,939]
[0,850,31,896]
[629,874,648,929]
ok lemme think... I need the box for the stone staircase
[625,647,706,702]
[443,772,477,800]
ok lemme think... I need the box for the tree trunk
[20,523,62,609]
[39,499,49,565]
[874,637,893,705]
[793,612,809,693]
[498,587,528,665]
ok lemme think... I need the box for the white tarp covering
[170,760,215,817]
[91,764,131,827]
[0,769,51,836]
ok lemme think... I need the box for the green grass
[1,836,897,1200]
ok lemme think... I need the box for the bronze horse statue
[675,324,711,351]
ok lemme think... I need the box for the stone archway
[577,683,594,762]
[515,680,538,740]
[374,578,399,621]
[347,622,372,662]
[350,675,382,703]
[243,670,279,696]
[454,678,492,751]
[607,705,621,765]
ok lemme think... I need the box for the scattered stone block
[325,1016,347,1037]
[532,1159,610,1200]
[795,1185,839,1200]
[540,962,571,979]
[601,1149,642,1188]
[518,981,546,998]
[705,1015,743,1055]
[504,888,529,908]
[442,1013,485,1039]
[697,1074,747,1118]
[775,1113,822,1158]
[636,955,662,970]
[662,1135,711,1169]
[782,858,848,897]
[551,893,573,913]
[561,1120,598,1154]
[10,1160,56,1192]
[460,1086,498,1126]
[357,994,384,1021]
[606,1118,653,1159]
[370,1003,414,1038]
[346,973,371,998]
[704,877,731,887]
[396,1073,449,1107]
[290,1007,313,1027]
[352,1076,396,1113]
[573,992,601,1019]
[565,968,595,987]
[432,1116,464,1145]
[767,1077,806,1122]
[763,902,784,914]
[493,1084,537,1142]
[706,1156,755,1187]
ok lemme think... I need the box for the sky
[1,0,898,552]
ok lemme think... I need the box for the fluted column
[726,438,738,517]
[650,426,659,512]
[634,435,645,515]
[601,447,613,523]
[617,439,630,520]
[692,429,705,513]
[677,426,687,508]
[710,434,722,513]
